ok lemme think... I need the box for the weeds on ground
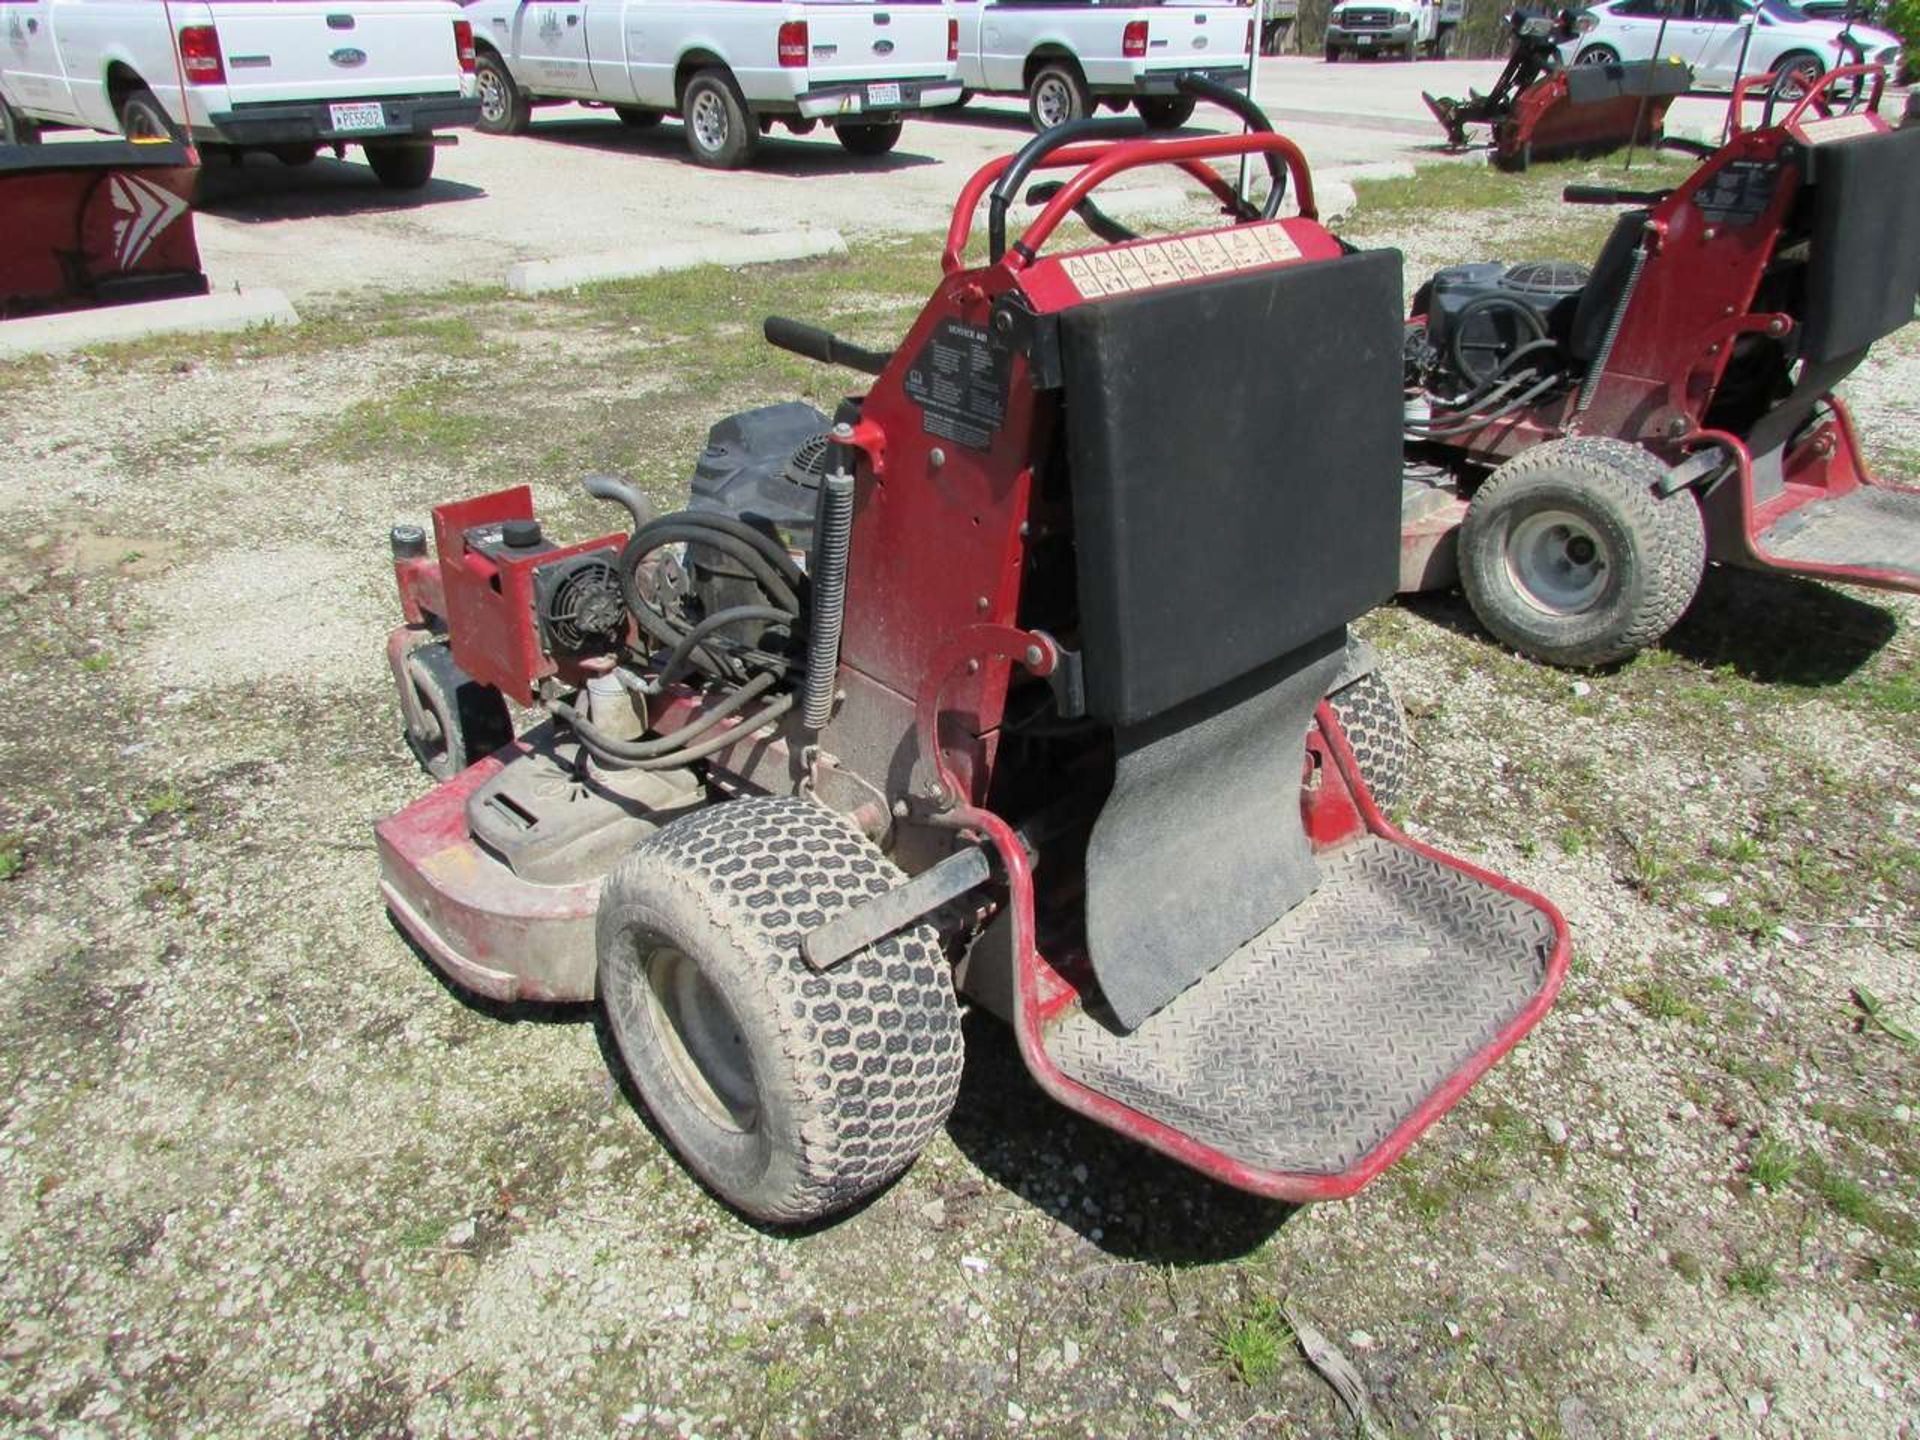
[1216,1296,1292,1385]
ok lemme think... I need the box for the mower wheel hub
[1506,508,1610,615]
[644,943,759,1133]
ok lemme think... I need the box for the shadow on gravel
[1397,563,1899,685]
[944,1013,1298,1265]
[1663,565,1899,684]
[391,914,591,1028]
[194,157,486,219]
[517,118,941,176]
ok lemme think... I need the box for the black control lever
[762,316,892,376]
[1025,180,1141,246]
[1563,184,1672,206]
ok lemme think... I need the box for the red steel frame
[1425,65,1920,597]
[1493,67,1679,170]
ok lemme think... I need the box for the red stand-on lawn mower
[377,79,1569,1224]
[1400,65,1920,667]
[1423,8,1694,173]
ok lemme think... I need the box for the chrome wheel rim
[1034,75,1074,128]
[1577,47,1616,66]
[1776,59,1820,100]
[477,67,508,126]
[643,944,757,1132]
[690,89,729,152]
[1505,508,1612,615]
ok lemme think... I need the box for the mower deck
[1757,483,1920,587]
[1045,836,1558,1178]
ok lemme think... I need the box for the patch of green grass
[1557,826,1588,856]
[1726,1258,1777,1297]
[1668,1249,1704,1283]
[763,1360,802,1403]
[1215,1296,1291,1386]
[1867,1250,1920,1302]
[78,653,114,673]
[397,1217,450,1251]
[1625,978,1705,1024]
[1747,1139,1798,1194]
[139,785,193,819]
[0,834,22,881]
[1853,987,1919,1047]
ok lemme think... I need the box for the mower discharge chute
[376,80,1569,1224]
[1400,64,1920,667]
[0,138,207,319]
[1424,8,1692,172]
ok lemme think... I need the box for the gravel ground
[0,158,1917,1439]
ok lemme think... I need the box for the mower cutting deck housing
[378,88,1569,1224]
[1401,64,1920,667]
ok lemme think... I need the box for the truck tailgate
[1143,4,1245,71]
[200,0,465,103]
[798,0,949,83]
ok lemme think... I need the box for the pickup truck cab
[464,0,963,168]
[1324,0,1462,60]
[0,0,481,188]
[952,0,1255,131]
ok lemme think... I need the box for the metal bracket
[1654,447,1730,497]
[801,845,994,971]
[1045,645,1086,720]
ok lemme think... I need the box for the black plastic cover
[1802,125,1920,365]
[1564,59,1691,105]
[1058,249,1404,726]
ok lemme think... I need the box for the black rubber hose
[1174,71,1288,219]
[558,690,795,771]
[989,117,1145,263]
[1426,338,1561,410]
[617,518,801,655]
[656,604,796,691]
[582,474,653,532]
[1415,373,1563,437]
[551,670,779,761]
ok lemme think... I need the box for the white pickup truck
[0,0,480,187]
[463,0,963,168]
[1323,0,1463,61]
[951,0,1254,132]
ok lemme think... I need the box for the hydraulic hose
[655,604,797,691]
[551,671,780,762]
[563,694,797,772]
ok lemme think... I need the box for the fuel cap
[502,518,543,549]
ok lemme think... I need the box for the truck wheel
[1325,44,1340,62]
[835,119,902,156]
[614,105,662,129]
[474,49,531,135]
[1458,438,1706,668]
[118,88,176,141]
[0,98,40,145]
[1027,63,1090,131]
[364,142,436,189]
[403,643,513,780]
[597,796,965,1224]
[1134,96,1196,130]
[682,68,757,169]
[1327,653,1411,816]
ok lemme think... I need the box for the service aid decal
[1797,114,1879,146]
[1057,222,1302,300]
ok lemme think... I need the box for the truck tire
[835,119,902,156]
[597,796,964,1224]
[1027,62,1090,131]
[682,68,757,169]
[364,141,436,189]
[474,49,531,135]
[118,88,176,141]
[1328,656,1411,815]
[1325,44,1341,63]
[1134,96,1196,130]
[0,97,40,145]
[403,643,513,780]
[1458,438,1706,668]
[614,105,662,128]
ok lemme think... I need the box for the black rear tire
[404,642,513,780]
[1325,44,1342,63]
[1458,438,1706,668]
[1027,62,1091,131]
[1328,647,1412,815]
[1134,96,1196,130]
[474,49,531,135]
[118,88,177,141]
[682,67,757,169]
[597,796,964,1224]
[835,119,902,156]
[364,141,435,189]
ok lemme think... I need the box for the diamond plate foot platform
[1759,483,1920,586]
[1044,837,1559,1178]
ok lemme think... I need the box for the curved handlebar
[1729,62,1884,134]
[988,118,1145,264]
[1176,72,1287,219]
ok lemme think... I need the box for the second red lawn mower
[376,78,1568,1225]
[1399,64,1920,667]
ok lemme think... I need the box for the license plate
[329,101,386,132]
[867,82,901,107]
[1356,35,1374,44]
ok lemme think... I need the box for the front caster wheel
[402,642,513,780]
[1458,438,1706,668]
[597,797,965,1224]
